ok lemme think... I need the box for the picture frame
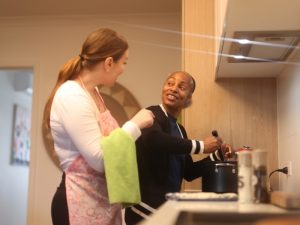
[10,104,31,166]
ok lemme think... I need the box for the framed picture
[10,104,31,166]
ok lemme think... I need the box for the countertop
[138,199,300,225]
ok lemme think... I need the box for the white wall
[277,52,300,193]
[0,14,181,225]
[0,70,32,225]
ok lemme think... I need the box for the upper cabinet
[215,0,300,79]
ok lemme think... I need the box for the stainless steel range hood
[228,30,300,63]
[216,0,300,78]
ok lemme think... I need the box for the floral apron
[65,110,122,225]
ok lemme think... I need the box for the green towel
[101,128,141,206]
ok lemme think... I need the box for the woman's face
[106,49,129,86]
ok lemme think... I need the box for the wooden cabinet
[181,0,278,191]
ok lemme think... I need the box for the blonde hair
[42,28,128,131]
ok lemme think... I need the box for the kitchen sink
[175,211,300,225]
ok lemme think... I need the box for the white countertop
[138,200,298,225]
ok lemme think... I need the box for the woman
[43,28,154,225]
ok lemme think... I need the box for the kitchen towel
[101,128,141,206]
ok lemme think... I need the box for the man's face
[161,72,193,111]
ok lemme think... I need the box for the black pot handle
[212,130,225,161]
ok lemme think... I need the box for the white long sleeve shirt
[50,80,140,173]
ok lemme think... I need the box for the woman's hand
[130,109,154,129]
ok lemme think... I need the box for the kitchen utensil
[211,130,225,161]
[237,151,253,203]
[202,161,238,193]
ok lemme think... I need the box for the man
[125,71,228,225]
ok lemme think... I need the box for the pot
[202,161,238,193]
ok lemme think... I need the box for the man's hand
[203,136,222,154]
[221,143,233,159]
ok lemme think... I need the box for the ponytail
[42,27,128,135]
[42,56,81,131]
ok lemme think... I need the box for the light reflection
[238,39,250,45]
[98,18,300,66]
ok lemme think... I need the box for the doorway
[0,68,33,225]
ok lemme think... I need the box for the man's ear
[184,95,192,108]
[104,57,113,72]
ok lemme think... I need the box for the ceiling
[3,0,299,79]
[216,0,300,78]
[0,0,180,17]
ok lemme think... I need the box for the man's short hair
[168,71,196,94]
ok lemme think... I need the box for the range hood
[228,30,300,63]
[216,0,300,78]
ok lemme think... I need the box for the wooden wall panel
[181,0,278,191]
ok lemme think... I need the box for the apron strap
[130,202,157,219]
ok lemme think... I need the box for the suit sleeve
[183,155,212,181]
[141,118,194,155]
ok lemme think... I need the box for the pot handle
[212,130,225,161]
[215,163,237,174]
